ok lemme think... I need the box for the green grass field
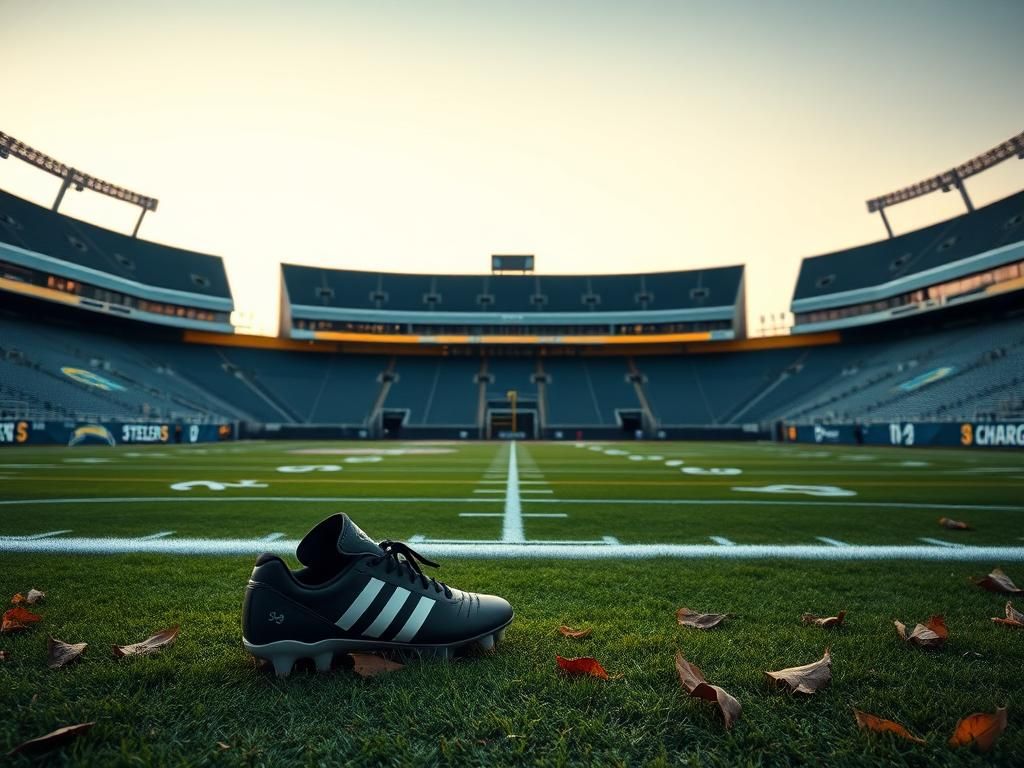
[1,439,1022,766]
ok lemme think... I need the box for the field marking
[0,530,72,540]
[479,480,547,484]
[261,532,286,541]
[140,531,175,540]
[502,442,524,543]
[2,497,1023,512]
[2,535,1022,560]
[458,513,568,518]
[816,537,849,547]
[918,537,965,548]
[710,536,736,546]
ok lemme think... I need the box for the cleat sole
[244,617,511,675]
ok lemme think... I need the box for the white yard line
[459,512,568,518]
[710,536,736,546]
[261,532,286,541]
[2,536,1022,560]
[0,530,72,540]
[502,442,525,543]
[3,497,1021,511]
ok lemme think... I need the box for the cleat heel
[314,652,333,672]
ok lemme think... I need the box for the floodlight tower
[0,131,159,237]
[866,130,1024,238]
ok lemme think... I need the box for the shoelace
[370,540,453,598]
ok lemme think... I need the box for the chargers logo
[61,367,125,392]
[69,424,117,447]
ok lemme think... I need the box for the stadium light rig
[0,131,159,237]
[865,130,1024,238]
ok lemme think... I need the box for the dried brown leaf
[10,593,24,605]
[113,626,178,658]
[765,648,831,694]
[949,707,1008,752]
[0,650,8,661]
[556,655,609,680]
[1,606,43,633]
[558,625,592,639]
[349,652,404,678]
[801,611,846,628]
[26,589,45,605]
[5,722,95,757]
[47,637,87,669]
[854,709,926,744]
[938,517,971,530]
[216,741,231,751]
[894,615,947,649]
[991,601,1024,629]
[675,652,741,729]
[676,607,729,630]
[975,568,1023,595]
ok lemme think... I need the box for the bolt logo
[0,421,30,443]
[61,367,125,391]
[68,425,117,447]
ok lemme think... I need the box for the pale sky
[2,0,1022,336]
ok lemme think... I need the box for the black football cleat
[242,513,513,675]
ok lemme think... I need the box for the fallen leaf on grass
[26,589,45,604]
[5,722,95,757]
[113,626,178,658]
[556,655,609,680]
[949,707,1008,753]
[48,637,87,669]
[975,568,1023,596]
[558,625,592,639]
[675,652,741,728]
[801,611,846,628]
[10,593,24,605]
[894,616,947,649]
[349,652,404,678]
[765,649,831,694]
[1,606,43,633]
[0,650,8,661]
[991,602,1024,629]
[854,709,926,744]
[938,517,971,530]
[216,741,231,751]
[676,607,729,630]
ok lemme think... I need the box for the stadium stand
[0,189,231,300]
[283,265,744,316]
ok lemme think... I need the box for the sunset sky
[3,0,1022,335]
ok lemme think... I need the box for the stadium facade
[1,132,1022,447]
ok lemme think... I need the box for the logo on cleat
[268,611,285,624]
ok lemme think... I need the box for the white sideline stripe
[474,489,505,494]
[261,532,285,541]
[710,536,736,546]
[503,442,525,543]
[140,531,174,540]
[336,578,385,630]
[520,490,554,494]
[918,537,966,548]
[816,537,849,547]
[391,595,436,643]
[459,513,568,518]
[3,497,1021,512]
[0,529,72,540]
[363,587,411,638]
[2,536,1022,560]
[479,480,547,484]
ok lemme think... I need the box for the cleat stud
[314,652,333,672]
[272,655,296,677]
[478,634,495,651]
[495,628,507,643]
